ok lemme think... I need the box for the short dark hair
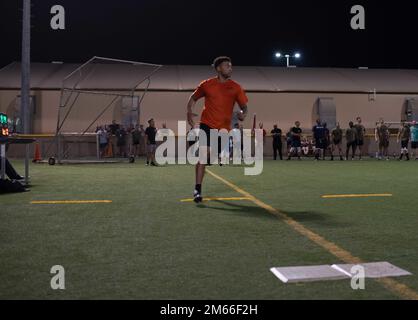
[148,118,154,124]
[213,56,232,69]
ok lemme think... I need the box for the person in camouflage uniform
[375,118,390,160]
[354,117,366,160]
[330,122,344,161]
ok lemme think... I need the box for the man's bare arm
[187,95,198,127]
[238,105,248,121]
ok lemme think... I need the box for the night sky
[1,0,418,69]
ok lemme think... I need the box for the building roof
[1,61,418,93]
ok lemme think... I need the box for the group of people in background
[95,118,159,166]
[271,117,418,161]
[95,116,418,165]
[396,120,418,161]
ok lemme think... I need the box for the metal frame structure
[50,56,162,164]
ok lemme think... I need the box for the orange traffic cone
[33,143,42,163]
[105,142,113,158]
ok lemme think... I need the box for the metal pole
[96,132,100,160]
[1,144,6,180]
[21,0,31,184]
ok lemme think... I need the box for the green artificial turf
[1,158,417,299]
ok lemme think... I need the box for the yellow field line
[30,200,112,204]
[322,194,393,199]
[181,197,251,202]
[206,169,418,300]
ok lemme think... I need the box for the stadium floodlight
[275,51,302,67]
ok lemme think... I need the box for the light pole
[21,0,31,183]
[275,52,301,67]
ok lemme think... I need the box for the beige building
[1,62,418,157]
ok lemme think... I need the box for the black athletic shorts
[401,140,409,149]
[291,140,302,148]
[199,123,212,147]
[99,143,107,150]
[379,140,389,148]
[315,139,327,149]
[199,123,227,153]
[333,139,342,145]
[412,141,418,149]
[356,139,364,146]
[347,141,356,149]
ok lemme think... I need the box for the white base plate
[270,265,350,283]
[271,261,412,284]
[332,261,412,278]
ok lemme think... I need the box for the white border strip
[331,264,354,278]
[270,268,289,283]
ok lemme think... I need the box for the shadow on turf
[198,200,344,226]
[197,200,276,221]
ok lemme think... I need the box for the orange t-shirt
[192,77,248,130]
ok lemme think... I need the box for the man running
[187,56,249,203]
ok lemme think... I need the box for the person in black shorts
[145,118,158,166]
[354,117,366,160]
[287,121,302,160]
[312,119,327,160]
[323,122,331,160]
[346,121,358,160]
[131,124,142,158]
[271,124,283,160]
[116,125,128,158]
[198,123,224,164]
[397,122,411,161]
[186,56,249,203]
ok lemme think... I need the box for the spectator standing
[116,125,128,158]
[312,119,327,160]
[330,123,344,161]
[287,121,302,161]
[131,124,142,158]
[397,122,411,161]
[145,118,158,166]
[346,121,358,160]
[97,126,109,158]
[410,121,418,160]
[271,124,283,160]
[375,119,390,160]
[354,117,366,160]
